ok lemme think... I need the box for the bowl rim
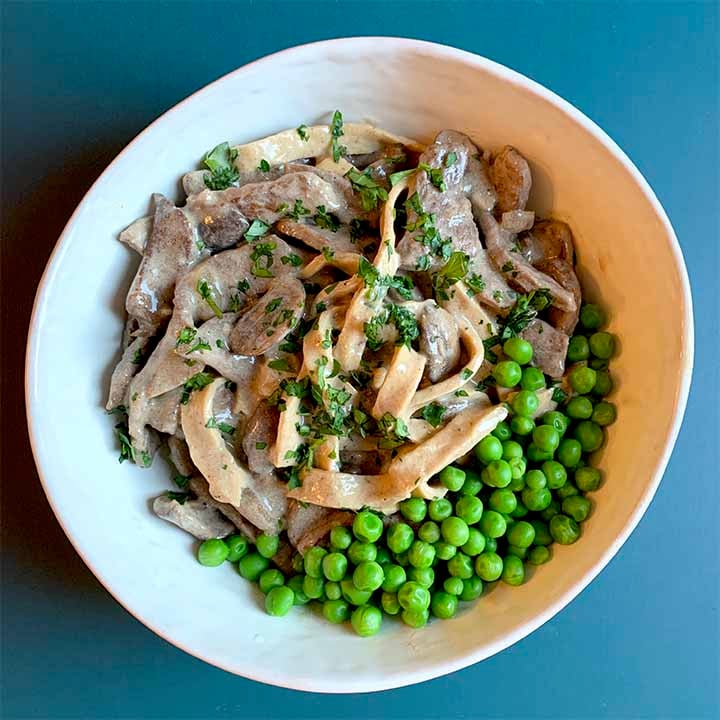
[25,36,694,693]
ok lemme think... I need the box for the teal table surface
[2,1,718,718]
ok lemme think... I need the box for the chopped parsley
[266,297,282,313]
[195,238,206,252]
[349,218,371,242]
[421,402,447,427]
[114,421,135,464]
[288,198,311,221]
[378,412,409,449]
[188,339,211,354]
[255,441,268,450]
[389,168,417,186]
[196,279,223,319]
[173,473,191,489]
[205,417,235,434]
[321,247,335,263]
[202,142,239,190]
[404,193,452,260]
[296,124,309,141]
[165,491,190,504]
[345,168,389,211]
[250,241,276,278]
[176,326,197,347]
[258,159,270,172]
[180,372,214,404]
[461,368,473,381]
[501,260,514,273]
[216,338,226,349]
[268,358,292,373]
[281,253,303,267]
[245,218,270,241]
[419,162,446,191]
[364,313,387,351]
[314,205,340,232]
[433,251,469,300]
[389,304,419,347]
[131,347,144,364]
[552,387,568,403]
[466,273,486,296]
[445,151,457,167]
[330,110,346,162]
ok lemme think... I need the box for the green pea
[492,421,513,441]
[381,564,406,592]
[475,435,504,464]
[592,401,616,426]
[520,366,546,392]
[443,576,464,595]
[493,360,522,387]
[323,598,350,624]
[508,457,527,481]
[459,575,484,601]
[418,521,441,544]
[540,499,562,521]
[509,502,529,519]
[567,335,590,362]
[375,546,391,566]
[501,554,525,586]
[593,370,613,397]
[510,416,535,436]
[329,525,352,550]
[434,541,457,561]
[504,337,534,365]
[542,460,567,489]
[461,527,487,556]
[353,510,384,543]
[484,459,512,488]
[225,535,249,563]
[322,552,348,582]
[292,553,304,573]
[589,331,615,359]
[485,537,498,553]
[287,575,310,605]
[507,544,527,560]
[507,520,535,548]
[574,421,604,452]
[325,581,342,600]
[407,566,435,588]
[237,552,269,581]
[522,487,552,511]
[197,538,229,567]
[398,581,431,611]
[351,605,382,637]
[502,440,524,460]
[302,575,325,600]
[381,592,401,615]
[265,586,294,616]
[303,546,327,577]
[348,541,377,565]
[590,357,609,371]
[544,412,569,438]
[527,443,553,463]
[475,552,503,581]
[258,568,285,594]
[441,517,471,546]
[525,469,547,490]
[479,510,507,538]
[580,303,605,330]
[408,540,436,569]
[438,465,466,491]
[386,523,414,554]
[562,495,592,522]
[401,608,429,629]
[489,488,517,514]
[575,465,602,492]
[530,520,553,546]
[340,578,372,606]
[428,497,453,521]
[399,497,427,523]
[508,474,525,492]
[566,396,594,420]
[528,546,551,565]
[569,366,597,394]
[512,390,539,417]
[556,482,579,500]
[455,495,484,525]
[394,551,410,567]
[460,470,484,496]
[549,514,581,544]
[447,552,474,579]
[431,590,459,618]
[557,438,583,468]
[352,561,384,592]
[256,533,279,559]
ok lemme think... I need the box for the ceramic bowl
[26,38,693,692]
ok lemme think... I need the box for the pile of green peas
[194,303,616,637]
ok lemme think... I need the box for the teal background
[2,1,718,718]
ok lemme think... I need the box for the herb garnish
[180,372,214,404]
[245,218,270,241]
[196,279,223,318]
[421,402,447,427]
[345,168,389,211]
[330,110,346,162]
[296,124,309,141]
[419,163,447,191]
[250,241,277,278]
[258,159,270,172]
[203,142,239,190]
[433,251,469,300]
[314,205,340,232]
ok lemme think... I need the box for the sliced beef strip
[241,401,279,475]
[418,303,461,383]
[465,248,517,312]
[126,194,201,336]
[489,146,532,213]
[340,449,386,474]
[275,218,358,254]
[476,210,577,313]
[537,257,581,334]
[229,277,306,356]
[286,500,354,555]
[153,495,234,540]
[188,476,258,541]
[520,319,569,378]
[106,335,149,410]
[168,434,197,477]
[397,130,485,272]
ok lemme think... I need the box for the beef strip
[489,146,532,213]
[418,303,461,383]
[519,319,569,378]
[152,495,234,540]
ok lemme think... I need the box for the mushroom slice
[228,277,305,356]
[489,146,532,213]
[288,404,508,513]
[152,495,234,540]
[521,219,575,265]
[520,319,569,378]
[502,210,535,233]
[197,204,249,250]
[119,215,151,255]
[418,303,461,383]
[181,378,287,533]
[537,257,582,335]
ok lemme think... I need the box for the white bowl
[26,38,693,693]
